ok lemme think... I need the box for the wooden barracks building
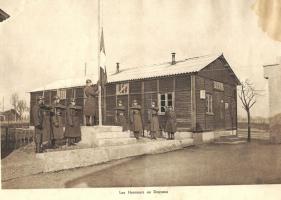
[30,53,240,133]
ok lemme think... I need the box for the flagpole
[97,0,102,126]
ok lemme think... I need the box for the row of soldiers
[33,79,177,153]
[32,96,82,153]
[115,99,177,140]
[83,79,177,139]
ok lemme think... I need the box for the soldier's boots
[150,132,157,140]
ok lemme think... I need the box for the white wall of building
[264,58,281,118]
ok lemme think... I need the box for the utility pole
[97,0,103,126]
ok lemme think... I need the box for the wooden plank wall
[198,57,238,86]
[30,87,85,126]
[175,76,191,128]
[195,76,206,131]
[75,87,84,124]
[105,84,116,125]
[195,75,237,131]
[105,75,192,130]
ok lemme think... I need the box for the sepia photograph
[0,0,281,199]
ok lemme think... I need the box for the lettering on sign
[214,81,224,91]
[116,83,129,95]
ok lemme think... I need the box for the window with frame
[158,92,174,114]
[57,89,66,100]
[206,94,213,114]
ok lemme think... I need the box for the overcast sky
[0,0,280,117]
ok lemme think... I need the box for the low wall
[36,138,194,172]
[193,130,236,144]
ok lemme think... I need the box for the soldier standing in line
[41,99,52,149]
[130,99,143,139]
[165,106,177,140]
[148,101,160,140]
[83,79,98,126]
[32,96,44,153]
[115,100,128,131]
[65,98,82,146]
[50,96,66,148]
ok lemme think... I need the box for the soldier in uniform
[83,79,98,126]
[165,106,177,140]
[130,99,143,139]
[148,101,160,140]
[115,100,128,131]
[65,98,82,146]
[32,96,44,153]
[50,96,66,148]
[41,99,53,148]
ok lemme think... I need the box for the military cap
[53,95,60,100]
[133,99,138,103]
[86,79,92,84]
[37,96,44,101]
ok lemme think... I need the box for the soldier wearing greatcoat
[83,79,98,126]
[65,98,82,146]
[32,96,44,153]
[50,96,66,148]
[41,99,53,148]
[165,106,177,140]
[130,99,143,139]
[148,101,160,140]
[115,100,128,131]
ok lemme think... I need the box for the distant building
[0,9,9,22]
[29,53,240,136]
[0,109,20,121]
[264,57,281,143]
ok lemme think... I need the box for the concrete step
[174,132,193,140]
[238,135,270,140]
[80,126,130,147]
[94,137,137,147]
[81,126,123,133]
[94,131,131,139]
[177,128,192,132]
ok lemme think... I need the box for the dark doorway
[213,91,225,130]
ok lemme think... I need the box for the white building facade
[264,57,281,143]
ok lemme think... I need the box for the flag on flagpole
[99,28,107,87]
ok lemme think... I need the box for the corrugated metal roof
[107,53,222,83]
[30,53,224,92]
[29,77,97,92]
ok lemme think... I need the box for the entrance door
[213,91,225,130]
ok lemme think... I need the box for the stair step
[81,126,123,133]
[175,132,193,140]
[94,132,131,139]
[94,138,137,147]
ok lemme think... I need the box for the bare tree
[10,93,19,121]
[238,80,258,142]
[10,93,28,120]
[10,93,19,109]
[17,100,28,120]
